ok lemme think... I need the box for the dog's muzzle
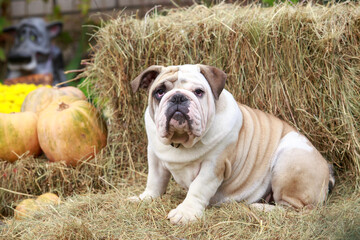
[155,91,205,147]
[165,93,191,131]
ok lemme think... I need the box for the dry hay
[82,2,360,178]
[1,2,360,225]
[1,177,359,239]
[0,149,126,217]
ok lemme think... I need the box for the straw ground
[1,177,359,239]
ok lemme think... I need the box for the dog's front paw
[167,203,203,224]
[127,195,142,202]
[127,190,159,202]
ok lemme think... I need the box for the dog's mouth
[167,109,191,131]
[157,106,199,148]
[154,91,206,148]
[164,108,194,145]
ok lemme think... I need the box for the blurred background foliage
[0,0,10,62]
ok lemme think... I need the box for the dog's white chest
[162,160,201,189]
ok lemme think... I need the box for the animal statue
[3,18,66,85]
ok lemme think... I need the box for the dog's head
[131,64,226,148]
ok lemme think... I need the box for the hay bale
[83,3,360,176]
[0,150,124,216]
[1,2,359,217]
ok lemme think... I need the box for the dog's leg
[249,203,278,212]
[129,148,171,201]
[271,148,330,209]
[167,159,223,224]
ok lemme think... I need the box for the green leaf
[79,0,90,16]
[0,17,6,32]
[0,48,5,62]
[262,0,275,7]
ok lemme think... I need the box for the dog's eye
[194,89,204,97]
[154,88,165,100]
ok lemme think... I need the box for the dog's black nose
[170,93,188,104]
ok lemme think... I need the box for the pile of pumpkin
[14,192,61,220]
[0,86,107,166]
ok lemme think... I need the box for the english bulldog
[130,64,335,224]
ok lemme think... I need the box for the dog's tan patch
[271,148,330,208]
[214,143,236,180]
[217,104,294,201]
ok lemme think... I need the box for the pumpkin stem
[58,102,69,111]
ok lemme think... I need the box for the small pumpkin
[37,96,107,166]
[0,112,41,162]
[36,192,61,206]
[14,193,61,220]
[21,86,86,115]
[14,199,39,220]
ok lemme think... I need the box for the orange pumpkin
[21,86,86,115]
[14,193,61,220]
[14,199,39,220]
[36,192,61,206]
[37,96,107,166]
[0,112,41,162]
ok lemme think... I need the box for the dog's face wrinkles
[148,65,216,148]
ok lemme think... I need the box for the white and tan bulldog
[130,64,335,224]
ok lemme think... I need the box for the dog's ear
[2,25,17,37]
[131,65,164,93]
[47,21,63,38]
[199,65,227,100]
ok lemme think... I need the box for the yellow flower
[0,83,51,113]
